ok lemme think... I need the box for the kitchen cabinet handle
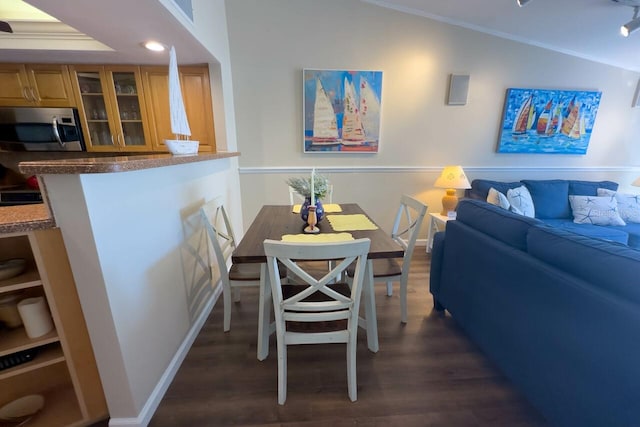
[22,87,32,101]
[29,87,40,102]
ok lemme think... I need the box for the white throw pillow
[597,188,640,224]
[487,187,511,210]
[507,185,535,217]
[568,195,626,226]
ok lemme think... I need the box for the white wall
[44,158,236,426]
[226,0,640,232]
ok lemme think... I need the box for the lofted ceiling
[1,1,640,72]
[364,0,640,72]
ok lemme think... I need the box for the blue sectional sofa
[466,179,640,248]
[430,199,640,427]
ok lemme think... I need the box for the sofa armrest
[429,231,446,310]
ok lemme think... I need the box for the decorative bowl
[0,258,26,281]
[0,394,45,422]
[165,139,199,155]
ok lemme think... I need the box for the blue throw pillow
[569,180,618,196]
[521,180,570,219]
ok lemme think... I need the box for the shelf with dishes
[0,229,107,426]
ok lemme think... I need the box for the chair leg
[223,281,232,332]
[232,287,241,302]
[277,335,287,405]
[400,278,408,323]
[347,337,357,402]
[386,281,393,296]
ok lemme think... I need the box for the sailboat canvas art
[497,88,601,154]
[303,69,383,153]
[165,46,199,155]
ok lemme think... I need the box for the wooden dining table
[232,203,404,361]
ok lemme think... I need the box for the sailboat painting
[303,69,383,153]
[497,88,601,154]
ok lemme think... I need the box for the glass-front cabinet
[71,65,152,152]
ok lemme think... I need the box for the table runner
[281,232,354,242]
[326,214,379,231]
[292,203,342,214]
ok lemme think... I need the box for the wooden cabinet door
[71,65,153,152]
[142,65,216,152]
[0,64,74,107]
[0,64,32,106]
[26,64,75,107]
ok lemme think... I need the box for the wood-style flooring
[99,253,549,427]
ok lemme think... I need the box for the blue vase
[300,197,324,223]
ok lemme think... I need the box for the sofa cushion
[527,226,640,304]
[487,188,510,210]
[521,179,570,219]
[540,219,629,245]
[568,180,618,196]
[507,185,535,217]
[569,195,626,226]
[467,179,522,201]
[597,188,640,223]
[456,199,540,251]
[607,222,640,249]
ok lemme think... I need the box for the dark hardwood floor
[102,252,549,426]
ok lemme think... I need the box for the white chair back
[263,238,370,404]
[201,202,237,274]
[391,195,428,278]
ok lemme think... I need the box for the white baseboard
[108,282,222,427]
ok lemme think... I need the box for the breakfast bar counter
[14,149,244,425]
[19,151,239,175]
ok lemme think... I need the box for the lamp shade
[633,176,640,187]
[434,165,471,190]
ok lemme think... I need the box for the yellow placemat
[292,203,343,214]
[281,232,354,242]
[327,214,379,231]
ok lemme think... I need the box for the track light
[517,0,532,6]
[621,6,640,36]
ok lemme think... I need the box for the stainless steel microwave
[0,107,86,151]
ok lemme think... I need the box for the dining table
[232,203,405,361]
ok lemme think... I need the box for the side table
[426,212,452,253]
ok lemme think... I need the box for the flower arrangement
[287,174,330,200]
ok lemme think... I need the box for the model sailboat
[165,46,199,155]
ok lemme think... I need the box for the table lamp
[434,165,471,215]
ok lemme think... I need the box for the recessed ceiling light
[143,41,166,52]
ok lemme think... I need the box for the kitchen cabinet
[141,65,216,152]
[0,64,75,107]
[0,228,107,426]
[70,65,153,152]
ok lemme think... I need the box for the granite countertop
[19,151,240,175]
[6,152,239,233]
[0,204,54,234]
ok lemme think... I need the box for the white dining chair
[347,195,427,323]
[289,184,334,205]
[200,201,284,332]
[263,238,371,405]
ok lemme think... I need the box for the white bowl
[165,139,199,155]
[0,258,26,281]
[0,394,45,421]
